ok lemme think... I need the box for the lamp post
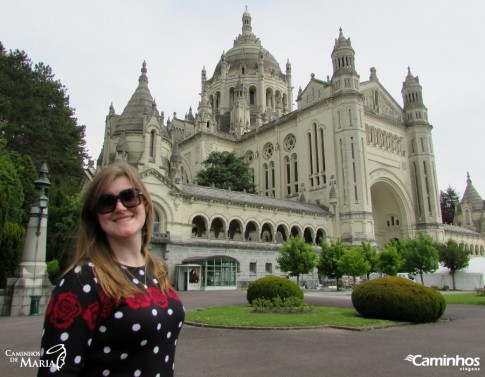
[30,195,48,316]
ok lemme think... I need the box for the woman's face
[96,176,146,245]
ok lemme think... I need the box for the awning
[181,255,239,264]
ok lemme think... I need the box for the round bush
[247,276,303,304]
[351,277,446,323]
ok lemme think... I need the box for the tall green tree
[401,233,439,285]
[317,240,345,291]
[361,241,378,280]
[47,194,82,270]
[0,222,25,287]
[377,244,404,276]
[437,239,470,290]
[440,186,460,225]
[0,43,87,185]
[194,151,256,193]
[337,246,370,285]
[277,236,317,285]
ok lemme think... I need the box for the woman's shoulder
[56,261,99,291]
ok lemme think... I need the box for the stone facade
[92,9,484,289]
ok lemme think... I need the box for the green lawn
[442,292,485,305]
[185,305,401,328]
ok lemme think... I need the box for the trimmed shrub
[351,277,446,323]
[251,296,311,313]
[247,276,303,304]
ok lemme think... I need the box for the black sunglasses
[96,188,143,214]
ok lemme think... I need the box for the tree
[277,236,317,285]
[194,151,256,193]
[437,239,470,290]
[440,186,460,225]
[0,222,25,287]
[47,194,82,270]
[0,43,87,185]
[376,244,404,276]
[401,233,439,285]
[337,246,370,285]
[361,241,378,280]
[317,240,345,290]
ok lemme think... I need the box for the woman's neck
[108,237,144,267]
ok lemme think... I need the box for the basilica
[93,9,485,290]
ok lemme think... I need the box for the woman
[38,161,184,376]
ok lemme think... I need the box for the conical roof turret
[117,61,154,132]
[461,172,484,211]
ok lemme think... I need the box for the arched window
[270,162,275,197]
[263,163,269,196]
[149,130,155,158]
[153,210,160,233]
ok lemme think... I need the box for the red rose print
[99,291,116,319]
[167,289,181,301]
[147,287,168,308]
[83,301,100,331]
[50,292,83,329]
[125,294,151,309]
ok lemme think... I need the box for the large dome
[211,9,283,79]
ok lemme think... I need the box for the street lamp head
[39,195,49,210]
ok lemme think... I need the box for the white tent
[420,257,485,291]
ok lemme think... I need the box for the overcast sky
[1,0,484,198]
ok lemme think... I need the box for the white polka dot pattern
[39,262,185,376]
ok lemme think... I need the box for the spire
[242,6,252,36]
[139,60,148,86]
[461,172,483,210]
[401,66,428,125]
[151,99,160,117]
[331,28,358,80]
[117,61,154,132]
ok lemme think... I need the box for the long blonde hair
[72,161,171,299]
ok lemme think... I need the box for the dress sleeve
[37,263,103,376]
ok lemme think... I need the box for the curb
[184,320,411,332]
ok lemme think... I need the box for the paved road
[1,290,483,377]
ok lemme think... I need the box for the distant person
[38,161,184,376]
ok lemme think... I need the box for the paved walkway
[1,290,483,377]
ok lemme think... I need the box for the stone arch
[265,87,274,109]
[276,224,289,243]
[370,170,413,248]
[290,225,301,238]
[245,220,260,242]
[228,218,244,241]
[315,228,327,244]
[180,159,193,184]
[209,216,226,240]
[150,193,175,225]
[152,205,168,233]
[248,85,257,106]
[191,215,208,238]
[261,222,274,243]
[303,227,314,244]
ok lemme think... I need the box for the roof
[180,184,332,217]
[443,223,481,236]
[117,61,154,132]
[461,173,484,211]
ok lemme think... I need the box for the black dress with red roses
[38,262,185,377]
